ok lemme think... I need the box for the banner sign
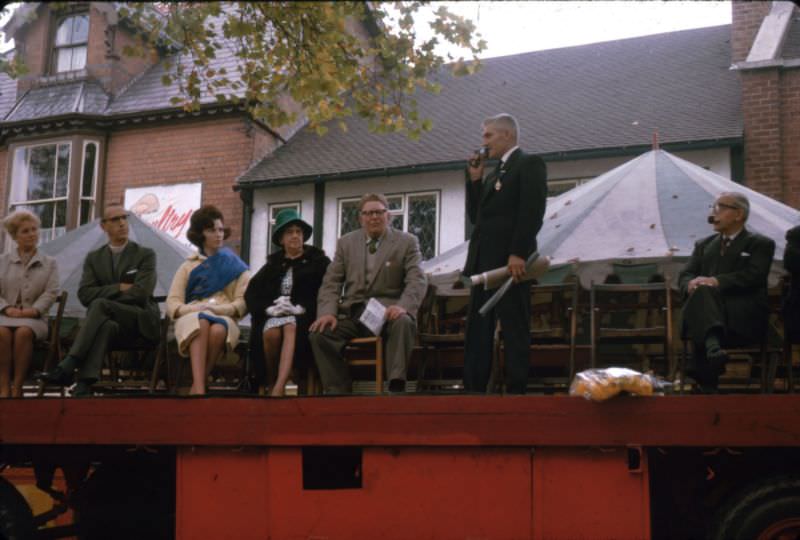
[124,182,202,248]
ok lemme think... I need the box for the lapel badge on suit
[494,169,505,191]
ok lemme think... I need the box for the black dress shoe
[36,366,74,387]
[71,381,93,398]
[708,350,729,376]
[388,379,406,393]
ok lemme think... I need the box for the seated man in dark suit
[678,192,775,392]
[38,205,160,396]
[783,225,800,343]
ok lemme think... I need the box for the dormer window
[53,14,89,73]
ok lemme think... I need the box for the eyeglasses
[360,209,387,217]
[102,214,129,224]
[709,202,739,214]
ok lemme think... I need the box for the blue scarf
[185,247,248,303]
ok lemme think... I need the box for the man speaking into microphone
[462,113,548,394]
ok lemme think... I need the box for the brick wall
[104,116,277,253]
[12,4,156,96]
[734,1,800,208]
[740,70,783,200]
[781,69,800,208]
[731,1,772,64]
[13,5,50,94]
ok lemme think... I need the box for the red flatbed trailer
[2,394,800,539]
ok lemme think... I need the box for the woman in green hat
[245,209,330,396]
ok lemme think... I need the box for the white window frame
[267,201,301,253]
[53,14,89,73]
[78,139,100,225]
[548,177,592,197]
[8,140,73,245]
[337,191,440,259]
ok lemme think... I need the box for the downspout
[239,187,254,264]
[313,179,325,249]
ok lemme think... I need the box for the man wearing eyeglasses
[463,113,548,394]
[310,193,426,394]
[38,205,160,396]
[678,192,775,393]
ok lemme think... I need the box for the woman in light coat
[0,211,59,397]
[167,205,250,395]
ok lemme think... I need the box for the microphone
[707,215,716,224]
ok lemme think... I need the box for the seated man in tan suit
[309,193,427,394]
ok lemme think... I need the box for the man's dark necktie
[720,236,732,256]
[368,238,378,254]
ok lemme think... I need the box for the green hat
[272,208,312,247]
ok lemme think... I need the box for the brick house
[0,1,797,269]
[0,2,296,250]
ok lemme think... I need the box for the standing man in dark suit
[462,113,548,394]
[38,205,160,396]
[678,192,775,392]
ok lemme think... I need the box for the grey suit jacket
[317,227,427,319]
[77,241,161,342]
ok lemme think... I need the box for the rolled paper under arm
[478,252,550,317]
[468,255,550,290]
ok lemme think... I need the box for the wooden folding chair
[416,284,467,393]
[96,296,170,394]
[679,279,787,394]
[492,281,579,394]
[35,291,68,397]
[590,280,674,376]
[345,336,384,394]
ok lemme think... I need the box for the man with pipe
[462,113,548,394]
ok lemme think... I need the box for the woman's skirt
[0,315,49,341]
[173,311,240,357]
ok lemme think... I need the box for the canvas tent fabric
[39,213,192,318]
[422,149,799,292]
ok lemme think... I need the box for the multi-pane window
[337,191,439,260]
[79,141,98,225]
[9,142,71,243]
[53,14,89,73]
[267,202,301,254]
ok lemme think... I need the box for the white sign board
[124,182,202,248]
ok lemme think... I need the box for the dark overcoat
[244,245,330,385]
[463,148,548,276]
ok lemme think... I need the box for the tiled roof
[108,8,246,114]
[238,25,742,185]
[107,34,243,114]
[0,72,16,120]
[3,81,109,122]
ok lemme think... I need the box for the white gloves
[266,295,306,317]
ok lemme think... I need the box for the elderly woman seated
[167,205,250,395]
[245,209,330,396]
[0,210,59,398]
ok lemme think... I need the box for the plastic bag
[569,367,671,402]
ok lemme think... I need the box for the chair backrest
[417,283,438,334]
[529,281,579,335]
[36,290,69,396]
[590,280,674,372]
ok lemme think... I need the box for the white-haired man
[463,113,548,394]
